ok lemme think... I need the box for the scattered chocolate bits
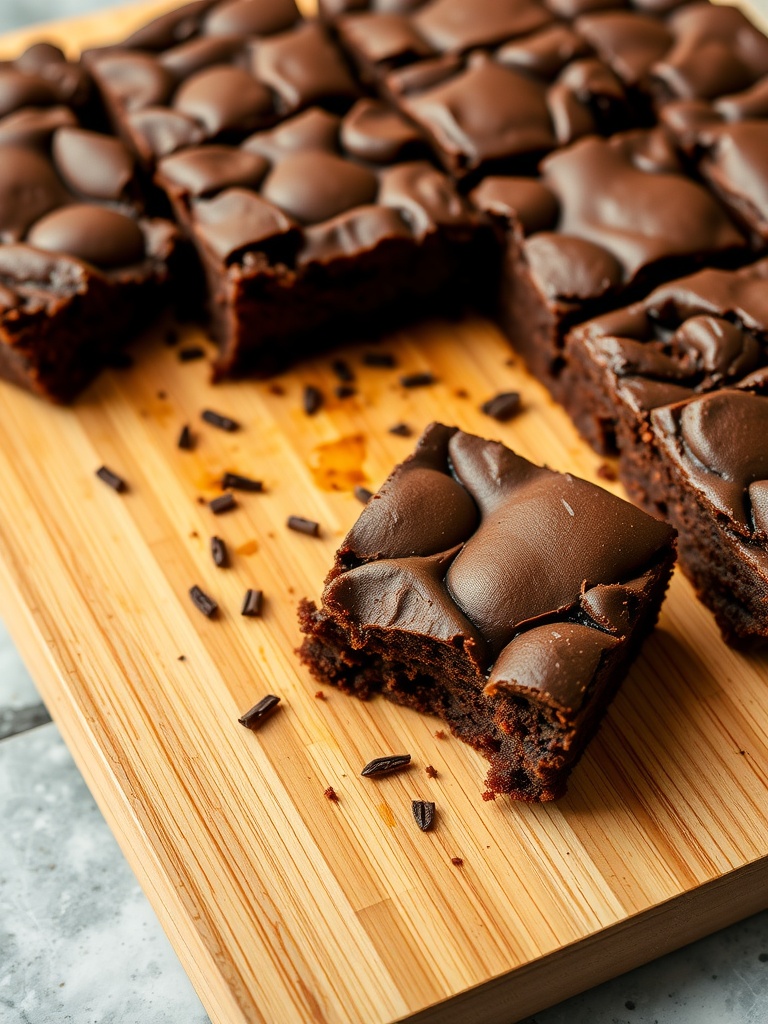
[314,690,327,701]
[177,425,194,450]
[179,346,205,362]
[209,493,237,515]
[331,359,354,383]
[354,486,373,504]
[303,385,323,416]
[363,351,396,368]
[434,730,446,740]
[425,765,438,779]
[596,461,618,482]
[324,786,339,802]
[241,588,263,617]
[400,372,436,388]
[210,536,228,568]
[202,409,239,432]
[481,391,522,422]
[189,585,217,618]
[361,754,412,778]
[238,694,280,729]
[222,472,263,493]
[287,515,320,537]
[268,383,285,396]
[335,384,356,399]
[412,800,435,832]
[96,466,126,493]
[389,423,412,438]
[450,857,463,867]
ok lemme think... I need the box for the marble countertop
[1,2,768,1021]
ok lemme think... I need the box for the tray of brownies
[0,0,766,1021]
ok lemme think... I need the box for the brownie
[84,0,360,168]
[0,104,178,401]
[469,128,747,394]
[329,11,634,183]
[661,77,768,245]
[647,370,768,646]
[562,258,768,459]
[156,100,491,378]
[298,423,676,801]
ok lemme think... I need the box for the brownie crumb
[178,425,194,450]
[268,383,285,396]
[412,800,435,831]
[389,423,412,437]
[196,496,206,505]
[596,462,618,482]
[303,384,323,416]
[324,786,339,802]
[177,655,186,661]
[331,359,354,383]
[434,730,446,740]
[354,486,373,504]
[179,346,205,362]
[211,536,228,567]
[287,515,320,537]
[361,754,411,778]
[209,493,237,515]
[481,789,497,801]
[481,391,521,422]
[314,690,327,701]
[241,589,263,617]
[450,857,463,867]
[96,466,127,493]
[425,765,438,779]
[363,351,396,368]
[202,409,239,432]
[239,694,280,729]
[189,585,217,618]
[454,388,469,399]
[400,372,436,388]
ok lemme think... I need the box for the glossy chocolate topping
[158,100,479,266]
[327,423,674,704]
[651,370,768,537]
[0,43,91,119]
[87,6,358,162]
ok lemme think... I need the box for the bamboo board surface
[1,4,768,1023]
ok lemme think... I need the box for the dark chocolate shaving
[189,585,217,618]
[202,409,240,432]
[288,515,320,536]
[481,391,522,422]
[303,385,324,416]
[361,754,412,777]
[412,800,436,831]
[363,351,396,368]
[209,492,237,514]
[400,372,436,388]
[389,423,412,437]
[331,359,354,382]
[241,588,263,617]
[178,425,194,450]
[179,346,205,362]
[238,694,280,729]
[354,486,373,504]
[211,536,228,567]
[96,466,126,493]
[222,472,263,492]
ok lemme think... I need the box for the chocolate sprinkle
[361,754,412,778]
[481,391,522,422]
[335,384,356,399]
[241,588,263,617]
[354,486,373,504]
[209,493,237,515]
[412,800,435,832]
[179,346,205,362]
[202,409,240,432]
[363,351,396,368]
[331,359,354,383]
[96,466,126,493]
[287,515,320,537]
[222,472,263,493]
[178,425,194,450]
[211,536,228,567]
[238,694,280,729]
[400,372,436,388]
[189,585,217,618]
[303,385,324,416]
[389,423,412,438]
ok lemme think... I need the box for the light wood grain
[0,4,767,1024]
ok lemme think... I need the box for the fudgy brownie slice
[562,258,768,460]
[156,101,492,378]
[0,103,178,402]
[661,78,768,246]
[298,423,676,801]
[469,128,747,395]
[648,370,768,646]
[84,0,360,168]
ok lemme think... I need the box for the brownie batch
[3,0,768,797]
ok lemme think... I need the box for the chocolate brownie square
[298,423,676,801]
[0,100,178,402]
[84,0,360,168]
[156,101,492,378]
[661,78,768,245]
[469,128,747,395]
[562,258,768,460]
[648,370,768,646]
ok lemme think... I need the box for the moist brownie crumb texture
[299,423,676,801]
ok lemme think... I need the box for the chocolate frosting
[27,204,146,269]
[328,424,674,703]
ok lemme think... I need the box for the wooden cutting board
[1,4,768,1023]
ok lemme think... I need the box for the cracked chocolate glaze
[324,423,674,711]
[651,370,768,538]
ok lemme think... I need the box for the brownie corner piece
[298,422,676,801]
